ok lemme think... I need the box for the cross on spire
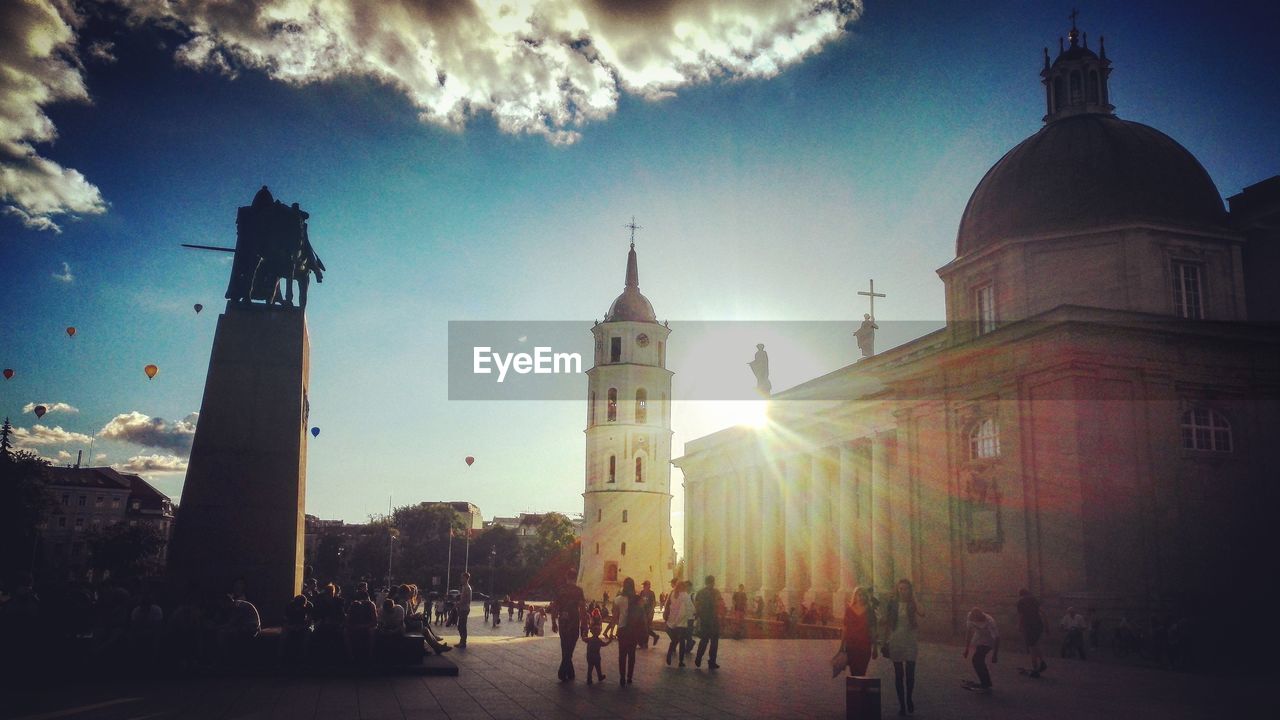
[624,216,642,248]
[1069,8,1079,31]
[857,278,886,318]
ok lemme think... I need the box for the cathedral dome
[956,113,1228,257]
[603,242,657,323]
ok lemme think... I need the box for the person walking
[732,584,748,636]
[884,579,922,715]
[664,579,694,667]
[613,577,644,686]
[551,568,586,682]
[456,573,472,648]
[963,607,1000,692]
[639,580,660,648]
[1017,589,1049,677]
[1060,607,1087,660]
[842,586,879,676]
[694,575,723,669]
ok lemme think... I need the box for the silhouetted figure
[748,343,771,395]
[552,569,586,681]
[227,186,323,307]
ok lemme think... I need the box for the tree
[471,525,521,595]
[390,503,467,590]
[521,513,581,595]
[312,533,343,581]
[88,522,166,580]
[0,439,52,584]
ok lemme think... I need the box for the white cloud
[12,423,94,447]
[0,0,107,232]
[22,401,79,415]
[118,453,189,473]
[123,0,863,143]
[51,261,73,282]
[56,449,73,461]
[98,411,198,452]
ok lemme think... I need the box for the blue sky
[2,0,1278,552]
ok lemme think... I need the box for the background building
[37,465,175,582]
[676,23,1279,637]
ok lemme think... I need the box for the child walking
[963,607,1000,692]
[584,622,612,684]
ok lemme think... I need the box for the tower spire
[1041,15,1114,123]
[623,217,642,288]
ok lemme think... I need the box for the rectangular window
[111,497,121,509]
[622,510,628,523]
[75,518,84,531]
[610,336,622,363]
[1172,261,1203,319]
[61,494,69,506]
[974,283,996,335]
[78,495,86,507]
[96,495,104,506]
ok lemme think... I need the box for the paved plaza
[6,612,1267,720]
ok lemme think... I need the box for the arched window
[621,542,627,556]
[635,388,647,423]
[1181,407,1232,452]
[635,457,644,483]
[610,336,622,363]
[1069,70,1082,104]
[608,456,616,483]
[622,510,628,523]
[607,388,618,421]
[1087,70,1100,103]
[589,391,596,425]
[969,418,1001,460]
[604,562,618,582]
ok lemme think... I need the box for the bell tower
[578,224,676,601]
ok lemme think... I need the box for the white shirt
[968,614,999,647]
[458,584,472,615]
[613,595,631,628]
[666,591,694,628]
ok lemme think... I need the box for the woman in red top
[843,586,879,675]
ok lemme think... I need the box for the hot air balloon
[144,364,158,379]
[33,405,47,419]
[66,326,76,337]
[465,456,475,467]
[311,427,320,438]
[194,304,203,314]
[2,369,12,380]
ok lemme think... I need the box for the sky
[2,0,1278,555]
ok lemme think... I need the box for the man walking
[694,575,723,669]
[457,573,473,648]
[550,568,586,682]
[1017,589,1049,677]
[732,583,748,636]
[639,580,660,648]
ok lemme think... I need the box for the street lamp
[489,546,497,598]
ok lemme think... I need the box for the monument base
[168,304,309,625]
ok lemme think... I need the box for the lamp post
[489,546,497,598]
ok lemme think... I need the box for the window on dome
[973,284,996,335]
[1172,261,1203,319]
[610,336,622,363]
[1087,70,1100,103]
[1181,407,1232,452]
[1070,70,1082,104]
[636,389,647,423]
[607,388,618,421]
[969,418,1001,460]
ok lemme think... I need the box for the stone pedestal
[168,305,309,626]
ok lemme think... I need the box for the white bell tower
[578,227,676,601]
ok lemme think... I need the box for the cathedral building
[674,23,1280,635]
[577,239,677,600]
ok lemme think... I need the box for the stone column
[758,461,784,606]
[688,477,703,584]
[718,473,733,585]
[743,465,761,596]
[836,444,858,608]
[807,450,837,608]
[782,456,811,610]
[871,431,894,595]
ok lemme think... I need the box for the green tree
[522,513,581,595]
[471,525,522,595]
[88,522,166,580]
[0,435,52,584]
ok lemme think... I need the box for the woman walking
[612,577,641,686]
[842,586,879,676]
[884,579,922,715]
[664,580,694,666]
